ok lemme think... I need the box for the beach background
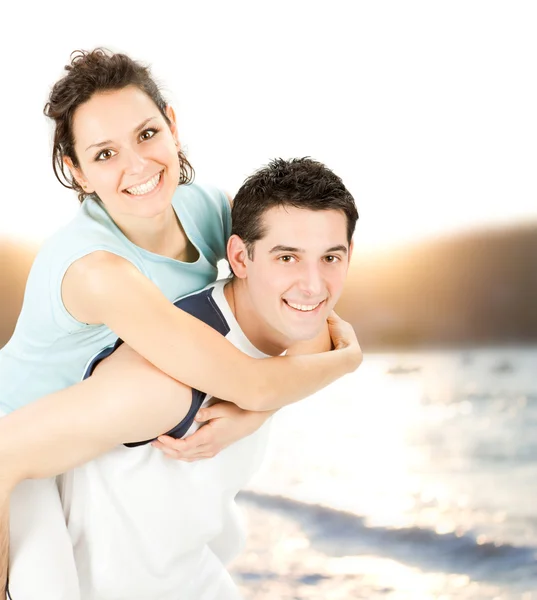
[230,346,537,599]
[2,1,537,598]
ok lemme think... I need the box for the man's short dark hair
[231,157,358,258]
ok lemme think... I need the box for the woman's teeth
[286,301,322,312]
[125,172,161,196]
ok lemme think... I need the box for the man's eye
[95,149,116,161]
[324,255,340,263]
[279,255,295,263]
[139,128,158,141]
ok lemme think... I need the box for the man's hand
[151,401,275,462]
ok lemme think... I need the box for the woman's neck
[111,204,192,260]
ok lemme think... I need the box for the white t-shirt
[60,280,272,600]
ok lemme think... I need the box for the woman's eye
[139,128,158,141]
[95,149,117,161]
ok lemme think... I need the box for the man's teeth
[125,172,161,196]
[286,301,322,312]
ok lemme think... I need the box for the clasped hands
[151,400,270,462]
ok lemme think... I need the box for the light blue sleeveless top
[0,182,231,414]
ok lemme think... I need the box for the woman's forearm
[115,297,360,411]
[236,314,361,410]
[233,349,356,411]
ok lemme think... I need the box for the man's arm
[152,401,278,460]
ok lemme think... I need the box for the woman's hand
[151,401,275,462]
[327,311,363,370]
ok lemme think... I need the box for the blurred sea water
[230,346,537,599]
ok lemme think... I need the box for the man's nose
[298,263,324,296]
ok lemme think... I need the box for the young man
[1,157,359,600]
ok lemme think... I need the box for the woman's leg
[0,344,192,485]
[9,478,80,600]
[0,491,8,600]
[0,346,191,598]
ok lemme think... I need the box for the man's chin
[288,324,326,344]
[278,310,332,345]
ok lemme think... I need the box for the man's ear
[63,157,94,193]
[348,239,354,266]
[227,234,249,279]
[165,105,180,147]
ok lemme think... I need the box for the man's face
[242,205,352,348]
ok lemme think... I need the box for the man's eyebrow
[269,245,305,254]
[85,117,158,151]
[325,245,348,254]
[269,244,348,254]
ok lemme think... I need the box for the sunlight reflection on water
[232,347,537,598]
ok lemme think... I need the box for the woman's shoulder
[29,198,144,291]
[36,198,133,264]
[22,199,145,332]
[173,181,229,216]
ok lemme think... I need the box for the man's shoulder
[173,281,231,338]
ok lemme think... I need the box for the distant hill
[2,223,536,351]
[0,238,37,348]
[336,223,537,350]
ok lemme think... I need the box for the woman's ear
[165,105,180,147]
[226,234,249,279]
[63,156,94,193]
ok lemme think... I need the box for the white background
[1,0,536,252]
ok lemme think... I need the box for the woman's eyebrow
[85,117,158,151]
[133,116,158,134]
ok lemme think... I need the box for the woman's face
[66,85,181,221]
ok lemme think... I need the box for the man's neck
[223,280,288,357]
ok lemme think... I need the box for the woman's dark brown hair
[44,48,194,202]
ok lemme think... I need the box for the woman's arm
[62,252,361,411]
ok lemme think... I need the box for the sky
[1,0,536,252]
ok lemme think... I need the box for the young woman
[0,49,361,599]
